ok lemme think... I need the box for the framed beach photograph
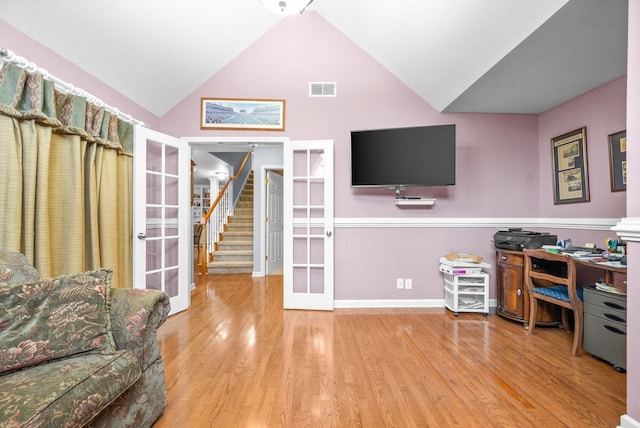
[608,130,626,192]
[551,127,590,204]
[200,98,285,131]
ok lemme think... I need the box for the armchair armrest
[109,288,171,371]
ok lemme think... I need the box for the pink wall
[538,77,627,218]
[161,13,541,218]
[161,12,626,303]
[1,19,160,128]
[160,13,546,301]
[3,11,627,301]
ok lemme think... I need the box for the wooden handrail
[199,151,252,274]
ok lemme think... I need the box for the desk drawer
[583,286,626,311]
[583,313,626,369]
[497,251,522,266]
[583,302,626,324]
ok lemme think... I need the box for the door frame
[185,136,286,278]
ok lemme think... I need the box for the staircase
[207,172,254,274]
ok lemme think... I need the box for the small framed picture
[551,127,590,204]
[608,130,626,192]
[200,98,285,131]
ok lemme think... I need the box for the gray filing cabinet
[583,286,626,371]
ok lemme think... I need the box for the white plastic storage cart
[440,258,490,316]
[443,272,489,316]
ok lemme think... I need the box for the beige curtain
[0,63,133,288]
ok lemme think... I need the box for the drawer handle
[604,325,626,336]
[604,313,625,323]
[604,302,625,311]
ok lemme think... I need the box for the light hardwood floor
[152,270,626,427]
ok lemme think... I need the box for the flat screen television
[350,124,456,188]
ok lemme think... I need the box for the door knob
[326,231,332,237]
[137,233,147,240]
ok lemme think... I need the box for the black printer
[493,229,557,251]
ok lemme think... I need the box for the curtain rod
[0,47,145,127]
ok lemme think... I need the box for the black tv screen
[350,124,456,187]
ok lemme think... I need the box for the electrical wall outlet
[396,278,404,289]
[405,278,413,289]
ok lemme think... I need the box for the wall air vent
[309,82,337,97]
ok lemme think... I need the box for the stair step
[231,217,252,223]
[233,215,253,221]
[222,231,253,241]
[213,250,253,261]
[234,208,253,214]
[207,260,253,274]
[226,224,253,233]
[217,240,253,251]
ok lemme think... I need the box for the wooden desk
[574,257,627,289]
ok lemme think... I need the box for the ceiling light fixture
[258,0,314,16]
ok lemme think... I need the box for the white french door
[133,127,190,315]
[283,140,334,310]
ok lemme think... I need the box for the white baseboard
[334,299,497,309]
[620,414,640,428]
[335,299,444,308]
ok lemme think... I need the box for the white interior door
[266,170,284,274]
[283,140,334,310]
[133,127,190,316]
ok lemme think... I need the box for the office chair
[523,248,584,356]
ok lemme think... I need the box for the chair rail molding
[335,217,621,230]
[611,217,640,242]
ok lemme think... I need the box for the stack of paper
[439,257,491,275]
[595,282,627,295]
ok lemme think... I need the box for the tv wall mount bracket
[391,186,436,206]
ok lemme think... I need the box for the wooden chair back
[523,248,584,356]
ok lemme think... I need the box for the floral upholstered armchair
[0,251,171,428]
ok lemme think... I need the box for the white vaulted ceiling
[0,0,628,117]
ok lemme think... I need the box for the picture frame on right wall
[608,130,627,192]
[551,127,590,204]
